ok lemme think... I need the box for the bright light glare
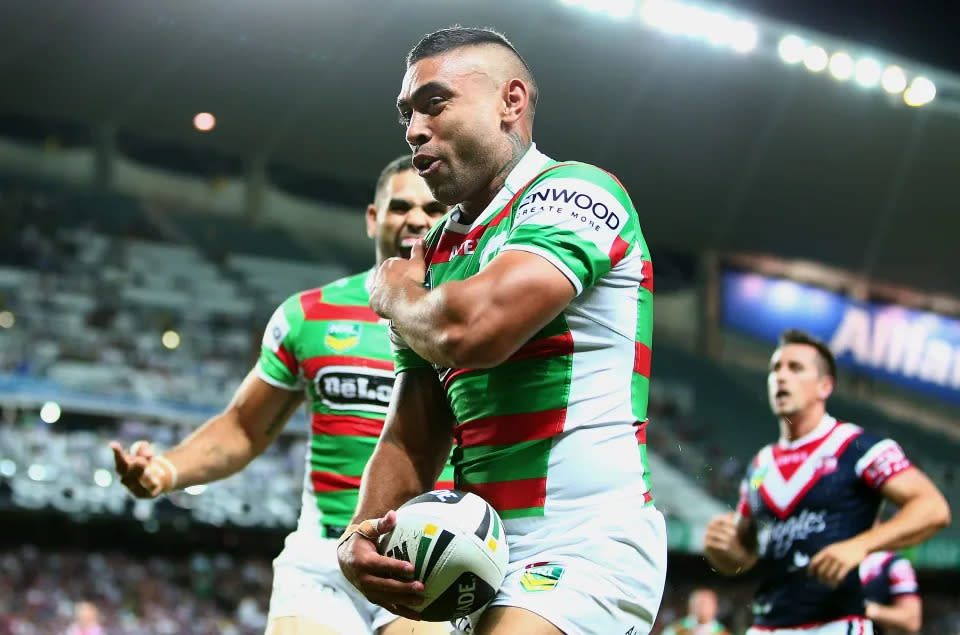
[881,66,907,94]
[0,311,13,329]
[828,52,854,80]
[185,484,208,495]
[193,112,216,132]
[778,35,805,64]
[0,459,16,478]
[855,58,881,87]
[730,20,758,53]
[904,76,936,107]
[640,0,756,53]
[803,46,828,72]
[28,464,46,481]
[563,0,635,18]
[162,330,180,350]
[94,469,113,487]
[40,402,61,424]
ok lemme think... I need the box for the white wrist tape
[152,455,179,492]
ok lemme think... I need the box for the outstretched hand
[337,510,425,620]
[109,440,174,498]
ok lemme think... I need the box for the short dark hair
[778,328,837,379]
[373,155,414,203]
[406,26,538,111]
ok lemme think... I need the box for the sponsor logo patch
[519,562,565,592]
[324,322,361,352]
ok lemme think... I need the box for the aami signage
[722,270,960,405]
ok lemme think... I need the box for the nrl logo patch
[324,322,361,352]
[519,562,564,592]
[750,465,769,490]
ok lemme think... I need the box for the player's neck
[778,405,827,442]
[459,136,532,222]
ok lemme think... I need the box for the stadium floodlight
[903,76,936,107]
[162,329,181,350]
[881,66,907,94]
[193,112,216,132]
[828,52,854,80]
[730,20,758,53]
[40,401,61,424]
[803,46,829,72]
[94,469,113,488]
[562,0,636,18]
[0,459,15,478]
[777,35,805,64]
[855,58,881,87]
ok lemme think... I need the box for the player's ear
[366,204,378,239]
[501,78,529,124]
[818,374,835,400]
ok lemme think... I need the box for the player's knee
[473,606,564,635]
[378,618,452,635]
[266,615,346,635]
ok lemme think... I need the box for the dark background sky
[731,1,960,72]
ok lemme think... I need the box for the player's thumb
[130,440,155,459]
[375,509,400,535]
[409,239,425,262]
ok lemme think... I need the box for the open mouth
[775,390,790,399]
[413,154,440,177]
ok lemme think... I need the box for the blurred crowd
[0,545,271,635]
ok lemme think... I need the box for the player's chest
[426,221,511,287]
[747,447,859,520]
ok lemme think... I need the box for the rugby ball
[379,489,509,622]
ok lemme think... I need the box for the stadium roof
[1,0,958,298]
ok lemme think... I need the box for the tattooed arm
[110,369,303,497]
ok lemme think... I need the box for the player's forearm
[351,438,441,522]
[866,599,922,633]
[386,279,479,368]
[856,494,951,552]
[162,411,261,489]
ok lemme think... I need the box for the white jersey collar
[448,142,552,232]
[778,413,837,450]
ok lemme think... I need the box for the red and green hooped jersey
[258,270,455,529]
[393,145,654,533]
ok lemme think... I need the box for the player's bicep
[229,370,304,448]
[446,250,575,367]
[877,466,940,507]
[382,367,455,484]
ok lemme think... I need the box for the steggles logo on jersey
[324,322,361,352]
[757,508,827,558]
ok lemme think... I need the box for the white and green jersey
[258,271,455,533]
[394,144,655,550]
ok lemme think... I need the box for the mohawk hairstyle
[406,26,538,112]
[778,328,837,379]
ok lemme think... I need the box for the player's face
[689,590,717,622]
[398,52,505,205]
[367,169,448,260]
[767,344,831,417]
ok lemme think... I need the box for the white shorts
[267,527,396,634]
[747,617,873,635]
[453,506,667,635]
